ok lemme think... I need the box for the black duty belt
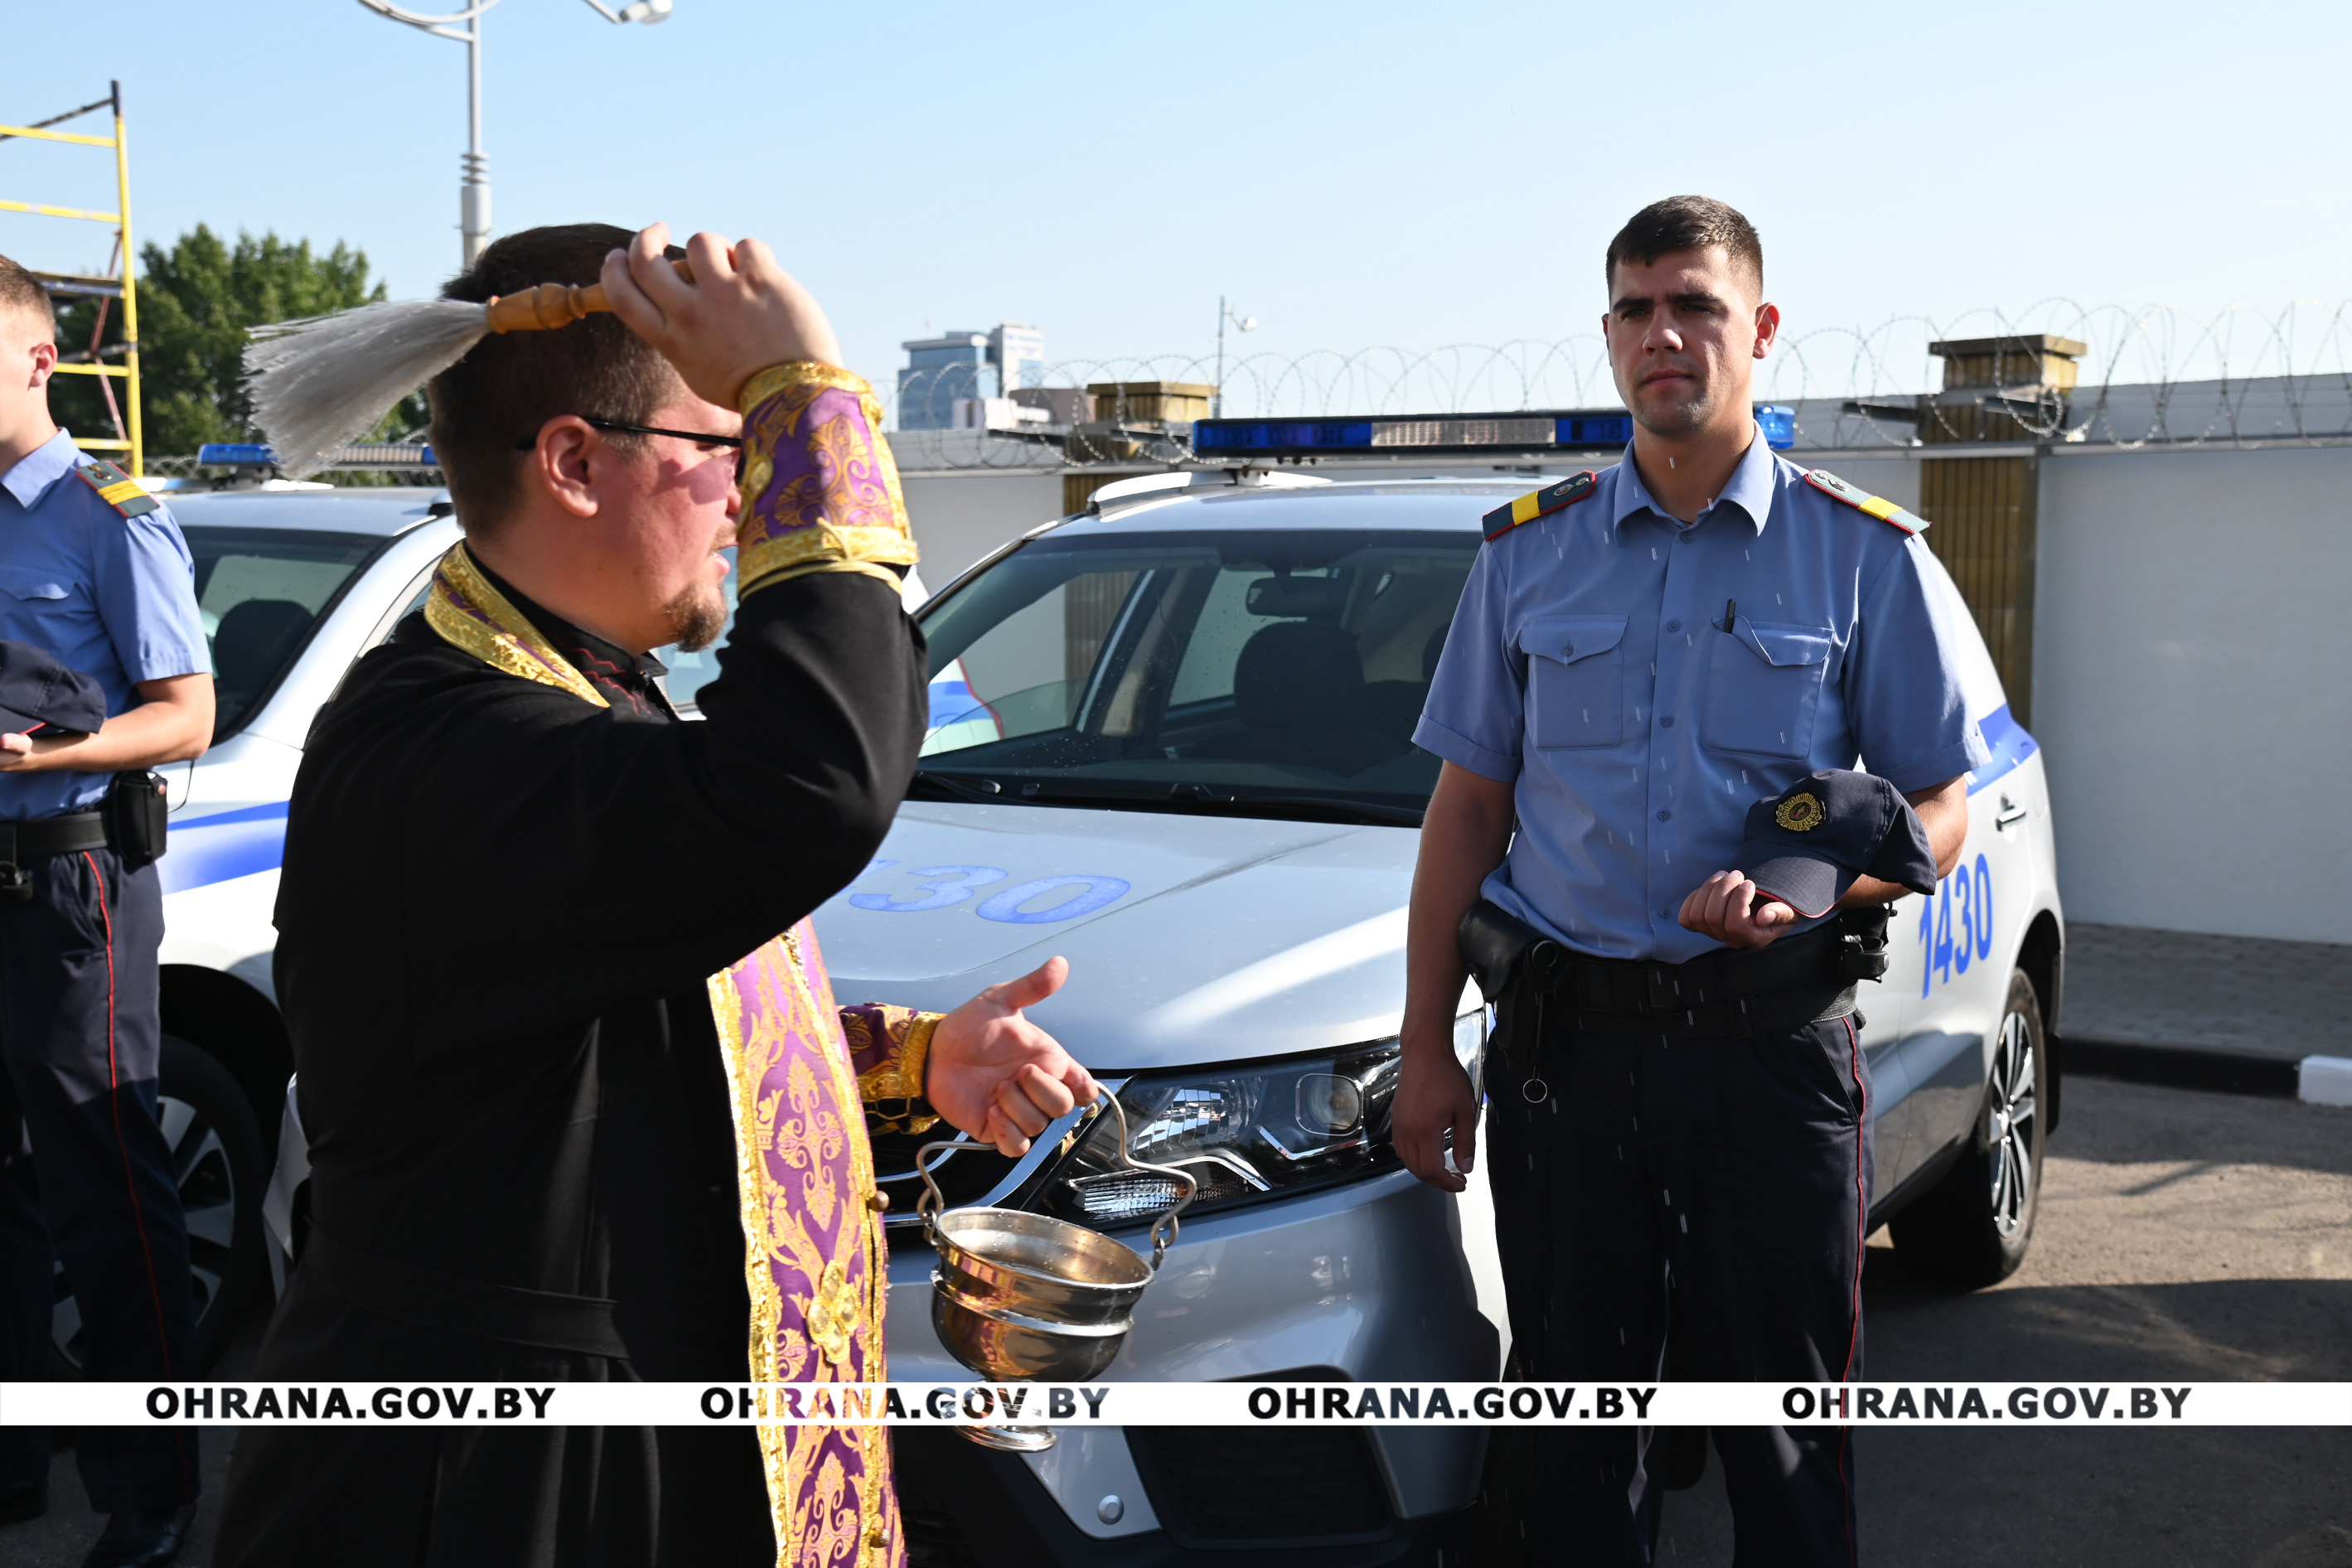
[0,811,112,902]
[0,811,110,861]
[1541,924,1857,1034]
[301,1227,742,1364]
[1461,900,1890,1077]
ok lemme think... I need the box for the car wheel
[1890,969,2047,1287]
[52,1036,269,1373]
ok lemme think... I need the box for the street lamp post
[356,0,673,269]
[1214,295,1256,419]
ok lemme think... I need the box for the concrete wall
[2033,446,2352,943]
[898,470,1063,590]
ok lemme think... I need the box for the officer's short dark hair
[1604,196,1764,296]
[428,223,688,535]
[0,254,57,343]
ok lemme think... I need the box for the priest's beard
[663,578,728,652]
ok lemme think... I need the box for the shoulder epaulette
[1803,467,1926,535]
[1482,470,1597,542]
[74,459,162,519]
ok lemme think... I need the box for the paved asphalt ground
[2,1074,2345,1567]
[1643,1074,2352,1568]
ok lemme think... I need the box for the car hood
[812,801,1420,1071]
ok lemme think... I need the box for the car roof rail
[1087,467,1334,513]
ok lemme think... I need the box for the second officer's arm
[0,673,214,772]
[1396,760,1517,1193]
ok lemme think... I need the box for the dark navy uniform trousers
[0,846,199,1511]
[1488,1013,1870,1567]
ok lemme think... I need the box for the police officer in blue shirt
[1396,198,1986,1565]
[0,255,215,1566]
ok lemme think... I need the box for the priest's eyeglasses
[516,417,745,477]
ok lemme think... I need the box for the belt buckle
[1641,964,1684,1013]
[0,863,28,903]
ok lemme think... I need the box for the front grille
[1129,1425,1397,1547]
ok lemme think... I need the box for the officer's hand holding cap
[0,639,107,738]
[1740,770,1938,918]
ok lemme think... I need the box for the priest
[215,222,1091,1568]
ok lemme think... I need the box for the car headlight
[1028,1013,1488,1227]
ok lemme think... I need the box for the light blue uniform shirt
[1414,426,1988,964]
[0,430,211,820]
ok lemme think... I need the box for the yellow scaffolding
[1,82,142,475]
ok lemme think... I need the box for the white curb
[2297,1054,2352,1107]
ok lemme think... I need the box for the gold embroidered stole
[420,544,902,1566]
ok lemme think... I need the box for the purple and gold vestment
[445,363,932,1567]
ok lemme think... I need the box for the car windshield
[185,527,385,738]
[912,526,1478,824]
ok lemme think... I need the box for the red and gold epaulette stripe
[1481,469,1598,542]
[74,459,162,519]
[1803,467,1929,535]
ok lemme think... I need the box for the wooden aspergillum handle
[483,259,697,334]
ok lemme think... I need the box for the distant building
[991,324,1045,392]
[898,322,1044,429]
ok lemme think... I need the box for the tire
[51,1035,269,1374]
[1890,970,2047,1287]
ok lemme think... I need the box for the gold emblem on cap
[1774,791,1825,832]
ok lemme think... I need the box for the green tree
[51,225,428,460]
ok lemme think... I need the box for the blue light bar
[1192,409,1631,460]
[197,443,276,467]
[1193,405,1798,459]
[1558,414,1633,446]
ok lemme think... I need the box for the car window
[914,526,1478,816]
[184,528,385,738]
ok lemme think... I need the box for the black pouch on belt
[1457,898,1569,1088]
[105,770,170,870]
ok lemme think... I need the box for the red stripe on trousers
[83,852,189,1491]
[1837,1014,1866,1568]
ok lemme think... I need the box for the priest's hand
[599,223,845,408]
[926,957,1100,1159]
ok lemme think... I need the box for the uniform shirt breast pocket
[1521,614,1627,749]
[0,566,77,605]
[1701,619,1834,759]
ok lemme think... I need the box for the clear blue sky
[5,0,2345,410]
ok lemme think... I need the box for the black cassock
[215,567,924,1568]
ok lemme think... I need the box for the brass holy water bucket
[916,1093,1195,1451]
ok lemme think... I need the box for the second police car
[119,414,2064,1563]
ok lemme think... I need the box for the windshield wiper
[1010,779,1424,829]
[908,770,1005,806]
[1240,794,1425,828]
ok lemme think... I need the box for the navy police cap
[1742,769,1938,919]
[0,639,108,739]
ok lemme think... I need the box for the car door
[1880,555,2035,1188]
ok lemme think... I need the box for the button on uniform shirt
[0,430,211,820]
[1415,425,1989,964]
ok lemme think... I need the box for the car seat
[1192,621,1404,777]
[211,599,316,718]
[1363,622,1453,746]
